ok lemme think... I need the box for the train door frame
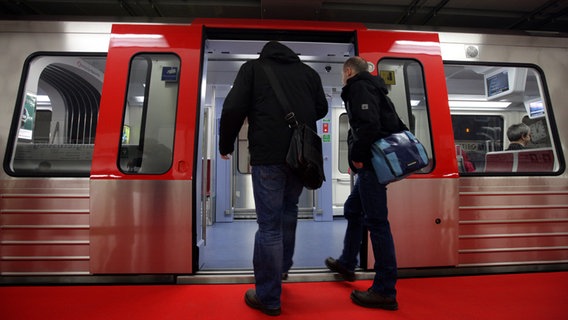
[197,21,462,271]
[195,21,361,271]
[90,24,203,274]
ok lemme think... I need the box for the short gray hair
[344,56,368,74]
[506,123,530,141]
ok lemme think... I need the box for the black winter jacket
[341,71,407,173]
[219,41,328,165]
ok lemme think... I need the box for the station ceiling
[1,0,567,36]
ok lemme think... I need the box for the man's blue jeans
[251,164,304,308]
[338,167,398,298]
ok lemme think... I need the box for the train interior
[196,36,357,271]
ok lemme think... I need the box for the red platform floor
[1,271,567,319]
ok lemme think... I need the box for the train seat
[484,151,514,172]
[516,148,554,172]
[484,148,554,172]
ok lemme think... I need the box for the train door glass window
[5,54,106,176]
[119,54,179,174]
[377,59,433,171]
[338,113,349,174]
[445,64,561,174]
[237,119,251,174]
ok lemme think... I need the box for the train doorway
[194,31,356,271]
[194,23,459,276]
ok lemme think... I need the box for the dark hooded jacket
[341,71,407,173]
[219,41,328,165]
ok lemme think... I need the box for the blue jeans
[338,168,398,298]
[251,164,304,308]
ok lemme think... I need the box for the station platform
[1,271,566,319]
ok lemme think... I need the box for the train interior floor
[1,271,566,319]
[202,218,348,270]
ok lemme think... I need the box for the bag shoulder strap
[262,63,298,127]
[379,89,409,132]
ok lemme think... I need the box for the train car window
[338,114,349,174]
[377,59,433,172]
[4,54,106,177]
[336,59,433,175]
[236,119,251,174]
[445,64,561,174]
[119,54,179,174]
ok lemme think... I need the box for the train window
[236,119,251,174]
[336,59,433,175]
[445,64,561,174]
[119,54,178,174]
[377,59,433,172]
[4,54,106,177]
[338,114,349,174]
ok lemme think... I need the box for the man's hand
[352,161,363,169]
[221,154,231,160]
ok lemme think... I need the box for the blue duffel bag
[371,130,429,184]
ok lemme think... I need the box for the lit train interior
[197,37,356,271]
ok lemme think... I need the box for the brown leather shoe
[325,257,356,282]
[244,289,281,316]
[350,288,398,310]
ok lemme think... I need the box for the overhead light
[449,100,511,109]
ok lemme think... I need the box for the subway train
[0,18,567,284]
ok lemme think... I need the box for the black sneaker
[325,257,356,282]
[244,289,281,316]
[350,288,398,310]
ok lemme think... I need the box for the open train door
[356,29,460,269]
[90,24,203,274]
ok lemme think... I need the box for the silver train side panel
[385,178,460,268]
[0,21,111,275]
[90,179,193,274]
[440,33,568,268]
[0,179,90,275]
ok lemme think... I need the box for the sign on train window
[4,54,106,177]
[118,53,179,174]
[445,64,561,174]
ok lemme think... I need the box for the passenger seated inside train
[484,121,556,172]
[505,123,531,150]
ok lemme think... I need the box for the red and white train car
[0,18,566,283]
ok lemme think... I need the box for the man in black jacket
[325,56,404,311]
[219,41,328,316]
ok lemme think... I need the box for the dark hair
[344,56,368,73]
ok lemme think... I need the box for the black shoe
[244,289,281,316]
[325,257,356,282]
[350,288,398,310]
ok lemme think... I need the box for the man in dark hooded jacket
[325,56,405,311]
[219,41,328,316]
